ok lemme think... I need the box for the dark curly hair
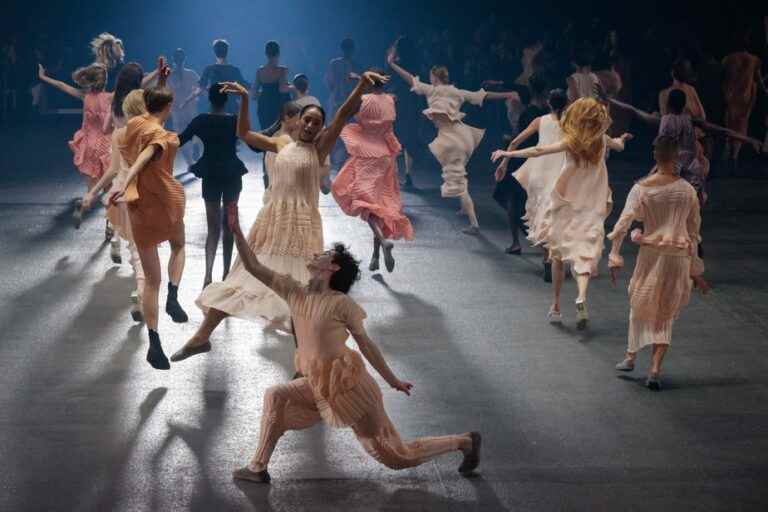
[329,243,361,294]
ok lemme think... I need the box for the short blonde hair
[122,89,147,119]
[560,97,611,166]
[91,32,124,69]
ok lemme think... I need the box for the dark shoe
[461,226,480,236]
[72,200,83,229]
[504,245,522,255]
[543,261,552,283]
[165,299,189,323]
[400,174,414,189]
[147,330,170,370]
[646,374,662,391]
[233,466,271,484]
[170,341,211,362]
[575,300,588,330]
[382,241,395,273]
[458,431,482,475]
[110,240,122,264]
[369,256,380,272]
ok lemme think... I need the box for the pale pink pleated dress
[69,91,112,178]
[608,179,704,352]
[538,136,615,276]
[332,93,414,240]
[249,273,466,471]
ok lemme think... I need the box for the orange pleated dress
[119,114,185,249]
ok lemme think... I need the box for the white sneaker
[575,300,589,330]
[547,307,562,324]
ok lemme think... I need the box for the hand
[220,81,249,97]
[37,63,46,80]
[361,71,389,89]
[620,133,634,142]
[108,189,125,205]
[157,56,171,85]
[609,266,620,286]
[226,202,243,236]
[348,72,361,81]
[692,275,711,295]
[491,149,511,163]
[391,379,413,396]
[81,192,95,211]
[494,162,508,182]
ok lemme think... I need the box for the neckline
[638,177,683,188]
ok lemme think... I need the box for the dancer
[389,36,422,188]
[81,89,148,322]
[597,86,764,203]
[325,38,360,168]
[659,59,706,121]
[567,48,600,102]
[178,83,248,288]
[90,32,158,90]
[168,48,201,165]
[492,98,633,329]
[609,135,710,390]
[254,40,292,130]
[291,73,321,109]
[225,204,481,484]
[387,47,517,234]
[183,39,248,115]
[110,83,189,370]
[37,62,111,229]
[332,72,414,273]
[170,71,388,362]
[721,36,767,168]
[493,79,560,258]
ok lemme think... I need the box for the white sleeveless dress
[513,113,566,245]
[196,141,327,329]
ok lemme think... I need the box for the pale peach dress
[607,179,704,353]
[249,273,465,471]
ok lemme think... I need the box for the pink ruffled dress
[608,179,704,352]
[332,93,414,240]
[68,91,112,178]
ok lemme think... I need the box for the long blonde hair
[122,89,147,119]
[72,63,107,93]
[560,97,611,166]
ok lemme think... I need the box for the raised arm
[220,81,280,153]
[38,64,83,100]
[228,204,277,285]
[351,329,412,395]
[386,48,414,87]
[492,140,568,161]
[315,71,388,162]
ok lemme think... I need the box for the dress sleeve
[410,76,435,96]
[460,87,487,107]
[607,185,643,268]
[268,272,303,302]
[341,296,368,336]
[178,115,199,146]
[687,191,705,276]
[139,123,172,161]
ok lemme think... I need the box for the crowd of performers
[36,31,766,484]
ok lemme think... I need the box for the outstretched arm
[494,116,541,181]
[228,203,277,285]
[38,64,83,100]
[315,71,388,162]
[485,91,518,101]
[220,81,281,153]
[606,133,633,151]
[596,82,660,126]
[386,47,414,87]
[351,330,413,396]
[492,140,568,161]
[694,118,764,150]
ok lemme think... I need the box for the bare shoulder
[274,134,294,152]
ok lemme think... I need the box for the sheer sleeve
[607,185,643,268]
[460,87,487,107]
[410,76,435,96]
[687,191,705,276]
